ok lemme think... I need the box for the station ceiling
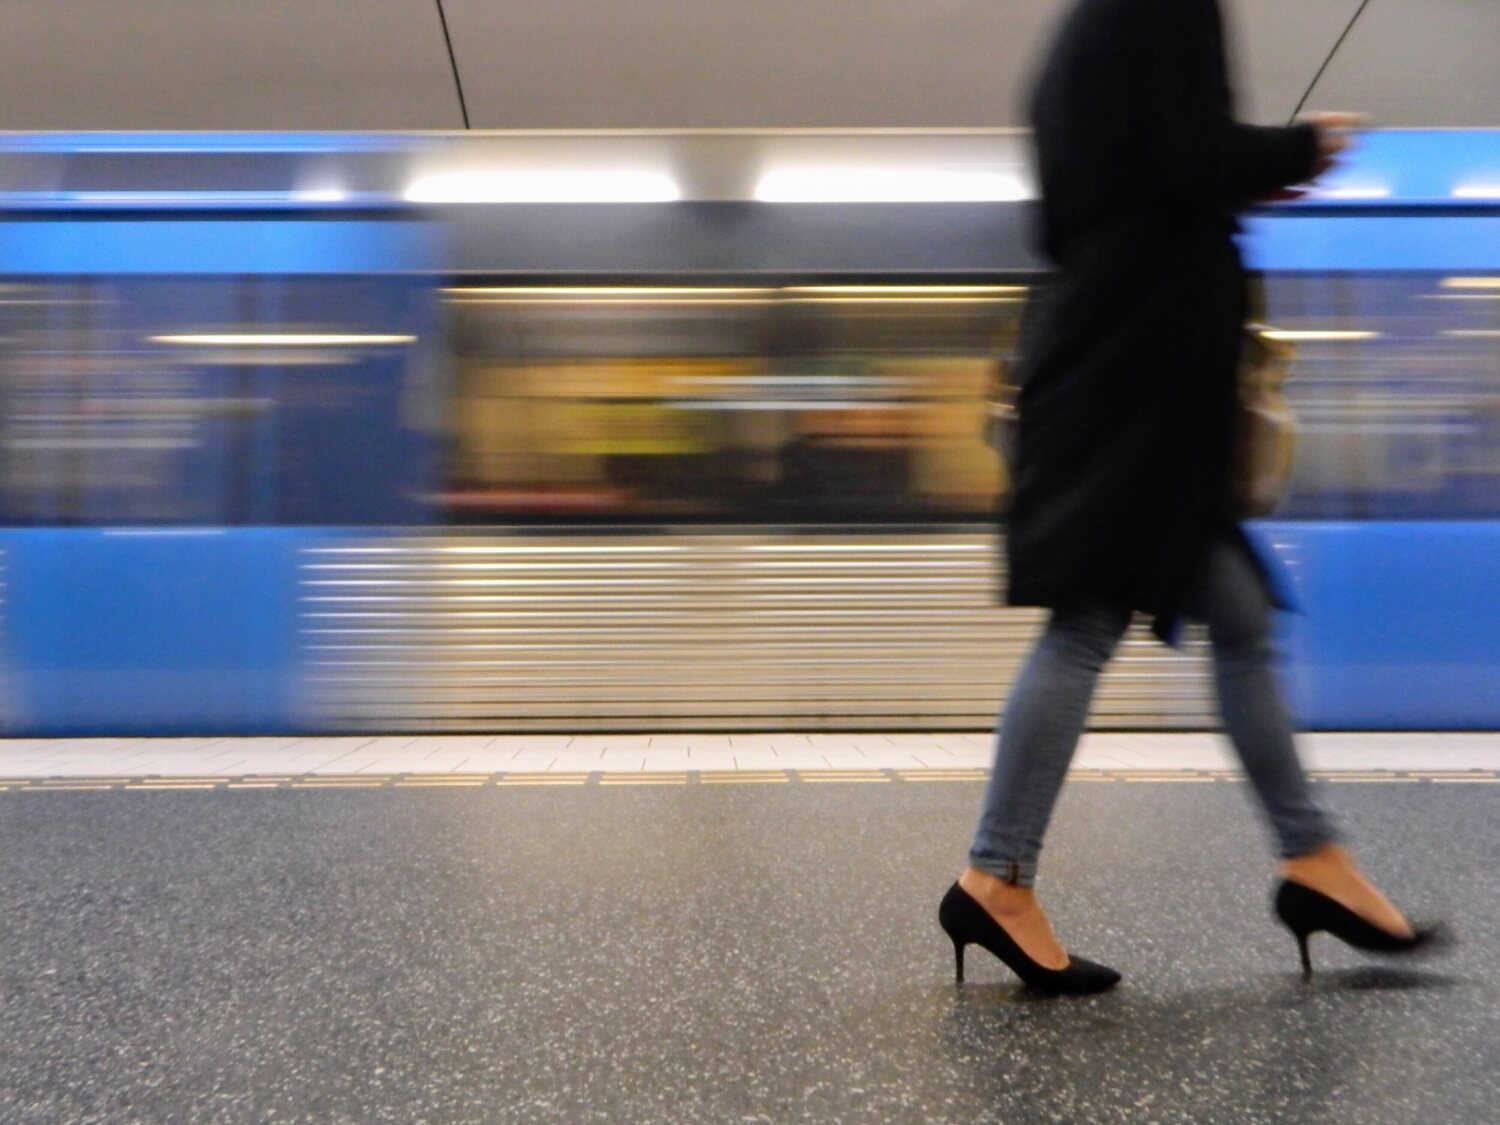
[0,0,1494,131]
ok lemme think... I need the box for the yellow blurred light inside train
[440,285,1027,305]
[1441,277,1500,290]
[1261,331,1382,341]
[444,287,774,297]
[150,334,417,346]
[783,286,1028,295]
[444,286,776,305]
[783,296,1024,304]
[782,285,1027,303]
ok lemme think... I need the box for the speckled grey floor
[0,781,1494,1124]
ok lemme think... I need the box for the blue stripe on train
[0,523,1495,735]
[0,219,441,275]
[1243,215,1500,272]
[1254,521,1500,729]
[0,528,313,736]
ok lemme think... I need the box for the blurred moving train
[0,130,1497,734]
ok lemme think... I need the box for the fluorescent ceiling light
[1442,277,1500,290]
[404,170,680,203]
[755,168,1029,203]
[1261,331,1381,342]
[1313,187,1391,200]
[151,334,416,346]
[1453,184,1500,200]
[294,188,351,203]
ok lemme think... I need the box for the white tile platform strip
[1,732,1499,778]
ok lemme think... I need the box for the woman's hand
[1300,111,1369,178]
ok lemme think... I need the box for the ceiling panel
[444,0,1073,129]
[1305,0,1500,126]
[1227,0,1369,124]
[0,1,1485,133]
[0,0,463,130]
[444,0,1359,131]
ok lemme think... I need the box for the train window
[2,272,1494,528]
[439,285,1022,523]
[0,277,436,526]
[439,275,1500,524]
[1263,272,1500,519]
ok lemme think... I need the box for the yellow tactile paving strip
[0,769,1497,792]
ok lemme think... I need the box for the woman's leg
[1193,540,1337,858]
[969,603,1133,886]
[959,603,1131,968]
[1198,539,1412,935]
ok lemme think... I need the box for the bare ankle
[957,867,1069,969]
[960,867,1036,913]
[1278,847,1412,937]
[1281,843,1350,877]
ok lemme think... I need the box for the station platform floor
[2,732,1497,1122]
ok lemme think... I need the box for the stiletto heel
[938,882,1120,995]
[1273,880,1447,981]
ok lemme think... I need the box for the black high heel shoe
[1273,880,1447,981]
[938,882,1121,995]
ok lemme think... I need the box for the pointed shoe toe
[1049,955,1122,994]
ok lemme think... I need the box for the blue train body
[0,131,1496,734]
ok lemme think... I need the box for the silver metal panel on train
[296,532,1215,731]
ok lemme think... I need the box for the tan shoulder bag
[1235,326,1298,517]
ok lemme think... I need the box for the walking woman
[939,0,1443,993]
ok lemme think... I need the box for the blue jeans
[968,540,1337,886]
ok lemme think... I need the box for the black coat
[1007,0,1320,635]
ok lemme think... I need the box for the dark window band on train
[0,276,438,526]
[2,272,1497,526]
